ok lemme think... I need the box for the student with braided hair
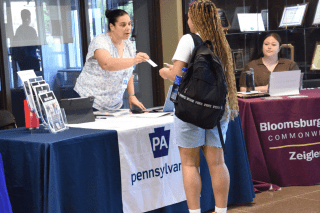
[159,1,238,213]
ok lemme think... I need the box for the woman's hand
[134,52,149,65]
[159,64,173,80]
[255,85,269,92]
[128,95,146,110]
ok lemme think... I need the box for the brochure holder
[24,100,40,130]
[18,70,68,134]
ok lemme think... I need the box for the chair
[0,110,17,130]
[280,44,294,61]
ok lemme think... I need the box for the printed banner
[117,122,186,213]
[252,100,320,186]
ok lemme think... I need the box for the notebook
[59,96,95,124]
[237,91,270,99]
[268,70,301,96]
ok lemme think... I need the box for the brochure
[287,95,308,98]
[29,76,43,83]
[27,77,44,118]
[130,112,173,118]
[38,91,67,133]
[93,109,130,117]
[17,70,37,83]
[22,81,36,112]
[32,83,51,123]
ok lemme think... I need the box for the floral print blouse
[74,33,135,110]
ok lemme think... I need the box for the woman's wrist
[128,93,135,96]
[133,58,137,66]
[164,68,170,78]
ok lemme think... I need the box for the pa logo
[149,127,170,158]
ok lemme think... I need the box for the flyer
[38,91,67,133]
[32,83,51,123]
[22,81,36,112]
[26,76,44,118]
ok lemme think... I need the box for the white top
[172,34,197,63]
[74,33,136,110]
[171,33,230,118]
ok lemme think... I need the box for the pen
[96,116,107,119]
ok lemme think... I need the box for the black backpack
[174,33,228,153]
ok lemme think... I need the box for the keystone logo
[149,127,170,158]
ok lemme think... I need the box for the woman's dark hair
[105,9,128,31]
[255,33,282,59]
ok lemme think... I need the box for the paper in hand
[146,59,158,67]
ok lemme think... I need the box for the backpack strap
[189,33,203,47]
[177,92,224,110]
[186,33,203,69]
[217,121,227,154]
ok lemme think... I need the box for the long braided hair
[189,0,239,120]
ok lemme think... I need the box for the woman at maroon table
[239,33,299,92]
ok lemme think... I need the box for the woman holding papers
[159,1,239,213]
[239,33,299,92]
[74,9,149,110]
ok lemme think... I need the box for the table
[238,88,320,187]
[0,115,254,213]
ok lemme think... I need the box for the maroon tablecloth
[238,89,320,187]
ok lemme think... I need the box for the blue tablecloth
[0,116,254,213]
[0,153,13,213]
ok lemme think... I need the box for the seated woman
[239,33,299,92]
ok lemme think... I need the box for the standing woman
[159,1,238,213]
[74,9,149,110]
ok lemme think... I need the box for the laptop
[59,96,95,124]
[146,85,175,112]
[268,70,301,96]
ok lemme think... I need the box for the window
[2,0,83,126]
[3,0,83,89]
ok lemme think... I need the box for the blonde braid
[189,0,239,120]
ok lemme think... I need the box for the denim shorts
[173,110,230,148]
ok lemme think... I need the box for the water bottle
[180,67,187,79]
[245,68,255,92]
[170,67,187,103]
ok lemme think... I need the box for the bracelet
[128,93,135,96]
